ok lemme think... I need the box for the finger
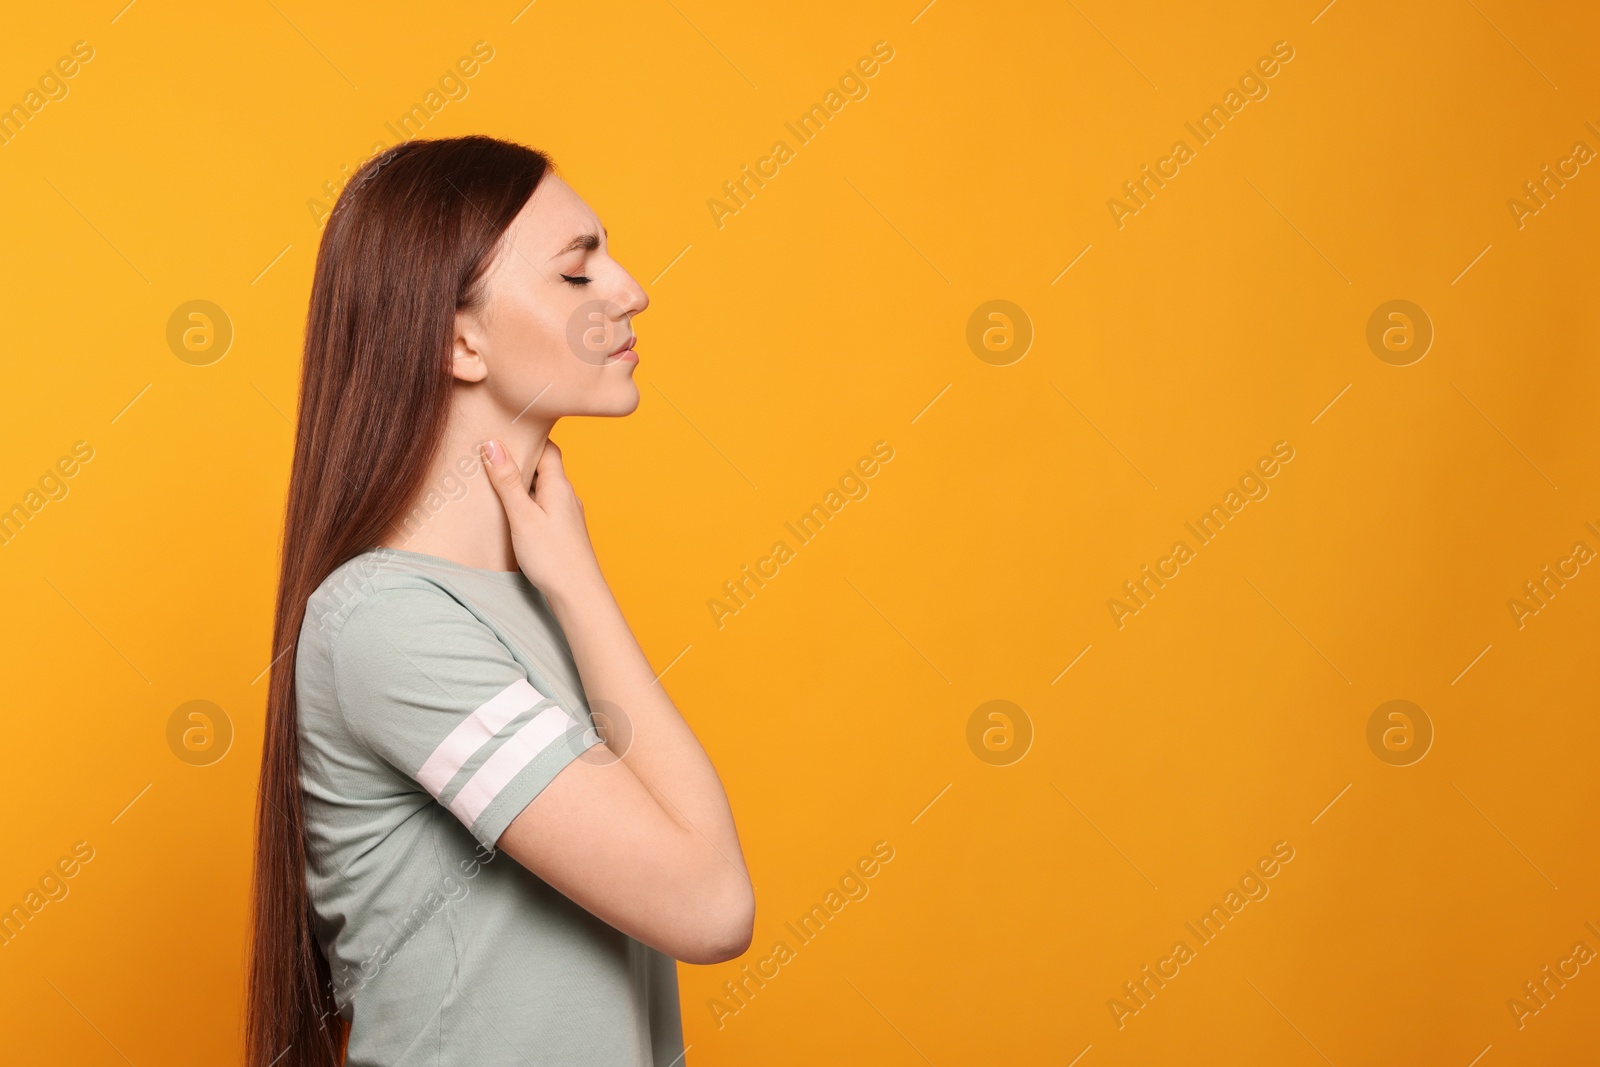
[480,439,534,518]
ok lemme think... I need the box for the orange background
[2,1,1597,1063]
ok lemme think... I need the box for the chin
[594,383,641,417]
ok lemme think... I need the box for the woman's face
[452,172,649,420]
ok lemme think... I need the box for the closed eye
[560,274,591,287]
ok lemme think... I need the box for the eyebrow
[552,225,607,258]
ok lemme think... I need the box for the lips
[607,335,638,362]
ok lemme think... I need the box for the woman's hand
[480,437,604,600]
[480,434,756,964]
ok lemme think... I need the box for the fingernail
[482,440,503,466]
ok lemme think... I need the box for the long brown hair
[247,135,552,1067]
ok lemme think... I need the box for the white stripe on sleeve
[415,678,547,798]
[447,705,582,829]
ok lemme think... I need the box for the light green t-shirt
[294,545,685,1066]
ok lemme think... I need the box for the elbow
[678,876,755,965]
[717,880,757,961]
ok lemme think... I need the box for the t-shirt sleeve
[329,582,602,851]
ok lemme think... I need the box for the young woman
[248,135,754,1066]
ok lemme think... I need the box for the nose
[612,263,648,321]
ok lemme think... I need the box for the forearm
[546,573,747,870]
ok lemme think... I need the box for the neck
[380,398,556,572]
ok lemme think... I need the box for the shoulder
[302,550,457,645]
[297,552,491,696]
[299,552,505,729]
[294,553,465,756]
[305,553,525,704]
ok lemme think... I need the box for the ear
[450,307,489,383]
